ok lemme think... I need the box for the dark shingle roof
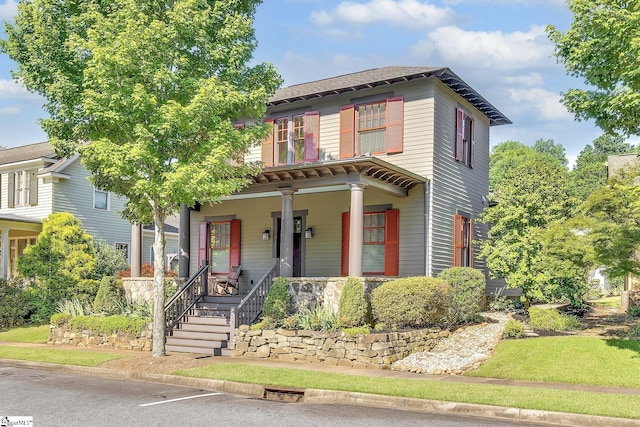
[0,142,56,166]
[268,66,511,126]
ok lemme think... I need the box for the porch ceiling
[243,157,427,197]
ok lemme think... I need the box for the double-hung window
[341,209,400,276]
[262,112,320,166]
[94,187,109,210]
[8,169,37,207]
[453,214,473,267]
[339,97,404,158]
[198,219,241,275]
[455,107,474,167]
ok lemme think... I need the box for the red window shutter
[341,212,350,276]
[455,108,464,162]
[198,221,209,267]
[386,97,404,154]
[261,118,274,167]
[230,219,241,268]
[304,111,320,162]
[469,116,475,168]
[453,214,463,267]
[339,105,355,159]
[384,209,400,276]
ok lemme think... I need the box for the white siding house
[184,67,511,295]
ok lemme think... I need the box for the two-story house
[184,66,510,294]
[0,142,178,278]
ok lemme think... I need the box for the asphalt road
[0,366,551,427]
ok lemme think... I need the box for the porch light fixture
[305,227,314,239]
[262,229,271,241]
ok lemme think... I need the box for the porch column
[279,187,296,277]
[348,183,366,277]
[178,204,190,278]
[131,223,142,277]
[1,227,8,278]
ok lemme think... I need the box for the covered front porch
[0,215,41,278]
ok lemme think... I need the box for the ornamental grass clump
[370,277,451,329]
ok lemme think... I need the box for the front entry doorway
[276,216,303,277]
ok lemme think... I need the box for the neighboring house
[0,142,177,278]
[184,66,511,295]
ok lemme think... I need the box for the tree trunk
[152,207,167,357]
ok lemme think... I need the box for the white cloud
[507,87,572,121]
[0,79,40,100]
[0,106,20,115]
[310,0,458,30]
[410,25,554,71]
[504,73,545,87]
[0,0,18,21]
[444,0,564,5]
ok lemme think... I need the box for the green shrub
[50,313,71,326]
[0,278,30,329]
[337,277,368,327]
[57,297,93,317]
[502,319,525,339]
[262,277,291,321]
[93,276,122,314]
[438,267,486,324]
[69,315,149,335]
[528,307,580,331]
[341,325,371,336]
[628,306,640,318]
[113,297,153,319]
[370,277,451,329]
[487,288,516,312]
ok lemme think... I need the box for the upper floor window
[8,169,37,208]
[455,107,474,167]
[262,112,320,167]
[340,97,404,158]
[453,214,472,267]
[94,187,109,210]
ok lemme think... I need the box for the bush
[337,277,368,327]
[50,313,71,326]
[370,277,451,329]
[628,306,640,318]
[93,276,123,314]
[57,297,93,317]
[69,315,149,335]
[438,267,486,324]
[92,240,129,279]
[502,319,525,339]
[262,277,290,321]
[487,288,516,312]
[528,307,580,331]
[0,278,30,329]
[295,304,338,331]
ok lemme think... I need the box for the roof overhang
[238,157,427,197]
[0,214,43,228]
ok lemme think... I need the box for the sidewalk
[2,341,640,426]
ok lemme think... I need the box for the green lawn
[0,346,128,366]
[589,296,621,308]
[0,325,50,343]
[175,362,640,419]
[467,336,640,388]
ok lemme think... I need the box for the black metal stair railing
[230,259,279,330]
[164,261,209,335]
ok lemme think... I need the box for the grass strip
[467,336,640,388]
[0,325,50,343]
[175,363,640,419]
[0,346,129,367]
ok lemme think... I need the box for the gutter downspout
[424,180,431,277]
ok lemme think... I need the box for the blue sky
[0,0,616,165]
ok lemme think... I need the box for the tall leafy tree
[2,0,281,356]
[547,1,640,136]
[479,154,573,306]
[489,141,535,190]
[569,134,635,201]
[533,138,568,167]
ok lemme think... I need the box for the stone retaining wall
[287,277,388,313]
[233,326,449,369]
[48,324,153,351]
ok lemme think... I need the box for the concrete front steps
[165,295,243,356]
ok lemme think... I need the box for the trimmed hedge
[438,267,486,324]
[0,278,30,329]
[338,277,368,327]
[262,277,291,321]
[370,277,451,329]
[68,315,149,335]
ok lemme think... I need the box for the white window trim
[93,187,110,210]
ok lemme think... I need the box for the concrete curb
[2,358,640,427]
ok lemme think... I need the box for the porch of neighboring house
[0,216,41,278]
[158,158,426,355]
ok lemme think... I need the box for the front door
[276,217,303,277]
